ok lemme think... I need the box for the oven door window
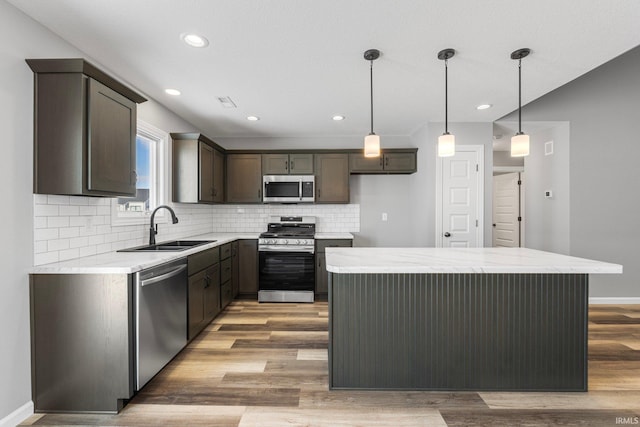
[264,181,300,199]
[259,251,315,291]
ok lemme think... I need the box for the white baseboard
[589,297,640,305]
[0,401,33,427]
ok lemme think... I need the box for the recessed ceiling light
[165,88,181,96]
[181,33,209,48]
[476,104,492,110]
[332,115,345,121]
[246,116,260,121]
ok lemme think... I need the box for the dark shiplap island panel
[329,272,588,391]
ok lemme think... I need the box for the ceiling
[8,0,640,140]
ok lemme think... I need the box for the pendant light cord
[444,58,449,134]
[369,60,374,134]
[518,58,522,134]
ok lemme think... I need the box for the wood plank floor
[22,302,640,426]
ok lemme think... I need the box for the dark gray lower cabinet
[315,239,352,296]
[30,274,134,413]
[238,239,259,297]
[220,243,233,308]
[187,247,220,340]
[231,241,240,297]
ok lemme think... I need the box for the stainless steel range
[258,216,316,303]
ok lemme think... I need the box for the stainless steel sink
[118,240,217,252]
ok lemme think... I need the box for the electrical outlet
[382,213,388,221]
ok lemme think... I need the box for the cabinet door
[238,240,258,295]
[384,152,417,172]
[213,148,225,203]
[226,154,262,203]
[231,241,240,297]
[315,239,352,295]
[87,79,136,195]
[289,153,314,174]
[203,264,220,322]
[262,153,290,175]
[188,270,206,340]
[349,153,384,173]
[199,142,214,202]
[315,253,328,294]
[315,153,350,203]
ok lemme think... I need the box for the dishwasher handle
[140,264,187,287]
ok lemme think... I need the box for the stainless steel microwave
[263,175,315,203]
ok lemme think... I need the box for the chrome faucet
[149,205,179,245]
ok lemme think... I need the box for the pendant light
[363,49,381,157]
[437,48,456,157]
[510,48,531,157]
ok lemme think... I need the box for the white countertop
[30,233,260,275]
[314,233,353,239]
[325,247,623,274]
[30,231,354,275]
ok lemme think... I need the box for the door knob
[444,232,451,237]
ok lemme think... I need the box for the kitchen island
[324,247,622,391]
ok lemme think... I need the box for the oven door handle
[259,246,315,254]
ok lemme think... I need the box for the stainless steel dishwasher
[135,258,188,390]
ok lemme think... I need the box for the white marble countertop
[30,231,354,275]
[325,247,623,274]
[30,233,260,275]
[314,233,353,239]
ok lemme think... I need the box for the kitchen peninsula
[325,247,622,391]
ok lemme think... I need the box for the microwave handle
[299,180,302,201]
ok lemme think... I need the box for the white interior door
[492,172,521,247]
[436,146,483,248]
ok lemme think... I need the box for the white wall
[498,45,640,298]
[522,124,571,254]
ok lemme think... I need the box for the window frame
[111,120,169,226]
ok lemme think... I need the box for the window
[112,120,168,225]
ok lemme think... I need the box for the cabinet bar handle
[291,160,295,170]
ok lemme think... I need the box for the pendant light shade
[437,48,456,157]
[510,48,531,157]
[438,133,455,157]
[364,134,381,157]
[363,49,381,158]
[511,133,530,157]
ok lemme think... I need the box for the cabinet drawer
[188,247,220,275]
[220,258,232,284]
[316,239,353,253]
[221,282,233,308]
[220,243,232,260]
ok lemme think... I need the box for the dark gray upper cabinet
[262,153,314,174]
[226,154,262,203]
[172,133,225,204]
[349,150,417,174]
[315,153,350,203]
[26,58,146,197]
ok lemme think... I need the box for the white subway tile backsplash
[33,195,358,266]
[59,227,80,239]
[47,195,70,205]
[47,216,70,228]
[34,204,59,217]
[78,206,97,216]
[34,228,59,241]
[59,248,80,261]
[47,239,70,251]
[59,205,80,216]
[35,252,59,265]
